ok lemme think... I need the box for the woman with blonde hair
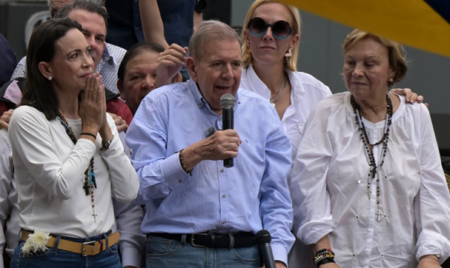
[290,29,450,268]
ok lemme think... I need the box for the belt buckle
[190,233,208,248]
[82,240,97,256]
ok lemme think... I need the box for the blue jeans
[145,234,260,268]
[10,232,121,268]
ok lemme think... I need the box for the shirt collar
[102,43,116,65]
[246,65,271,100]
[246,64,305,99]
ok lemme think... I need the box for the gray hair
[189,20,242,60]
[48,0,105,17]
[48,0,105,7]
[54,0,108,26]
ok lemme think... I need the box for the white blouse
[290,92,450,267]
[9,106,139,238]
[240,65,332,158]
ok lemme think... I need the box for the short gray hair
[189,20,242,61]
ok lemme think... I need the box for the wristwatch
[100,136,114,151]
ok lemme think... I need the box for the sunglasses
[247,17,293,40]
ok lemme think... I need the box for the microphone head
[220,93,236,109]
[256,230,272,245]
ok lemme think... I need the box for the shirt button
[222,221,226,224]
[356,216,359,219]
[353,254,355,257]
[222,194,226,198]
[220,169,224,173]
[178,179,182,183]
[135,27,139,31]
[198,102,203,108]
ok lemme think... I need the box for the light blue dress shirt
[126,79,295,263]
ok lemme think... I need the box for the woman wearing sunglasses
[241,3,330,266]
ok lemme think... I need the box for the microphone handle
[222,108,234,168]
[259,244,276,268]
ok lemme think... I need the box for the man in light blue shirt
[126,20,294,268]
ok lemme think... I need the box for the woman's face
[47,29,94,93]
[244,2,299,67]
[119,51,159,114]
[343,37,395,100]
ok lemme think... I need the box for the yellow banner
[280,0,450,57]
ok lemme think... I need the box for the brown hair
[343,29,408,86]
[21,18,82,120]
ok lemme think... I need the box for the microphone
[220,93,236,168]
[256,230,276,268]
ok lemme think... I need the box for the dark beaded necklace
[57,112,98,223]
[350,93,393,221]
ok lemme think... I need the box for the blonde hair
[241,0,301,71]
[343,29,408,86]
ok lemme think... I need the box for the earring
[285,48,292,58]
[389,78,393,83]
[48,76,52,81]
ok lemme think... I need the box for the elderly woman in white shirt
[8,18,138,268]
[290,29,450,268]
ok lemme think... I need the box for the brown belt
[21,230,120,256]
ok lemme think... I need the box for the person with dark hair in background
[12,0,127,96]
[8,18,138,267]
[117,42,186,115]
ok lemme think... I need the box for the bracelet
[80,132,97,139]
[314,249,335,265]
[316,257,335,267]
[179,149,193,176]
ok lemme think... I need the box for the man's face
[187,39,242,114]
[118,51,159,115]
[50,0,72,17]
[68,9,106,69]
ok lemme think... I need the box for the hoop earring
[285,48,292,58]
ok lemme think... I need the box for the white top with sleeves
[8,106,139,238]
[240,64,332,158]
[290,92,450,267]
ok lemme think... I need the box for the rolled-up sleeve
[414,105,450,264]
[126,96,188,204]
[290,103,334,246]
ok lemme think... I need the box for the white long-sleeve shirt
[240,65,332,158]
[241,65,332,266]
[8,106,139,238]
[290,92,450,267]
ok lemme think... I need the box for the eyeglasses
[247,17,293,40]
